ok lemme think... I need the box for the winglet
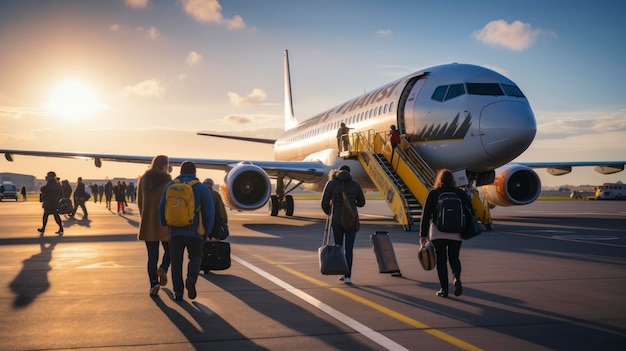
[284,50,298,131]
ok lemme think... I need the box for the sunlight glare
[47,79,106,120]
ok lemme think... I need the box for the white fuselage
[273,63,536,192]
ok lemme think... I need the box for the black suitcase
[201,241,231,273]
[370,231,402,276]
[58,198,73,215]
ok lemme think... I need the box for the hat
[203,178,214,186]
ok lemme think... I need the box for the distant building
[0,172,37,192]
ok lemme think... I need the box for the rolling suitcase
[201,241,231,273]
[370,231,402,276]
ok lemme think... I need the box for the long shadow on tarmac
[353,283,626,350]
[151,289,269,350]
[201,273,381,350]
[9,236,59,309]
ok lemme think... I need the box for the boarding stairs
[347,131,436,230]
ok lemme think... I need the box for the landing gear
[268,177,300,217]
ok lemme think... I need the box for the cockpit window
[466,83,503,96]
[445,84,465,100]
[431,85,447,102]
[501,84,526,98]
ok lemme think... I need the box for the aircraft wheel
[285,195,294,216]
[269,195,279,216]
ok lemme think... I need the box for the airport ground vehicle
[595,182,626,200]
[0,181,19,201]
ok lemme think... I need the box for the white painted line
[232,255,409,351]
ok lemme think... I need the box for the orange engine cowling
[482,164,541,207]
[219,162,271,210]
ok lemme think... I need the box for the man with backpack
[419,169,473,298]
[159,161,214,301]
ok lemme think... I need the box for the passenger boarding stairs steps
[352,131,435,230]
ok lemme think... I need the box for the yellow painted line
[253,254,483,351]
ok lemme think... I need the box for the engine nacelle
[482,164,541,207]
[220,161,271,211]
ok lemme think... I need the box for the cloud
[125,0,149,9]
[472,20,548,51]
[122,79,165,98]
[110,23,128,32]
[185,51,203,66]
[375,29,392,36]
[535,109,626,139]
[136,26,160,40]
[227,88,267,106]
[181,0,246,30]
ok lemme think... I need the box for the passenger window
[389,102,394,113]
[445,84,465,101]
[432,85,448,102]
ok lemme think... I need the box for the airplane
[2,50,625,229]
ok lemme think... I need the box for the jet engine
[482,164,541,207]
[220,162,271,211]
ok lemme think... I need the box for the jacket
[159,174,215,240]
[41,180,62,211]
[321,170,366,231]
[420,186,472,241]
[137,170,171,241]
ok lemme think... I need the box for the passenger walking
[138,155,172,296]
[104,180,113,210]
[321,165,366,284]
[114,181,125,214]
[202,178,228,241]
[20,185,26,201]
[69,177,88,220]
[336,122,351,156]
[38,171,64,236]
[159,161,214,301]
[419,169,473,297]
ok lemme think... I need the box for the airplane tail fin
[284,50,298,131]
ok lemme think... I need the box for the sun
[47,79,106,120]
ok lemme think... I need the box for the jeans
[168,235,203,293]
[145,241,170,288]
[432,239,462,292]
[332,222,357,278]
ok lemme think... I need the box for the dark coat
[321,170,366,231]
[41,180,62,211]
[137,170,171,241]
[419,186,472,238]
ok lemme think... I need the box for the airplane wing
[519,161,625,175]
[0,149,325,183]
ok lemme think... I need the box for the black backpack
[435,192,465,233]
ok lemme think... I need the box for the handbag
[318,205,349,275]
[417,241,436,271]
[461,205,482,240]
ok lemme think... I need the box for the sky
[0,0,625,188]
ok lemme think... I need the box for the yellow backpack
[164,179,199,227]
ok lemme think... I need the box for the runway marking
[504,232,626,247]
[249,255,483,351]
[232,255,408,351]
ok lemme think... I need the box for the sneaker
[156,268,168,286]
[174,291,183,301]
[149,284,160,296]
[339,275,345,281]
[343,277,352,284]
[186,282,197,299]
[55,230,64,236]
[454,279,463,296]
[37,228,44,235]
[436,289,448,297]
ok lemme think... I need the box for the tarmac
[1,198,625,350]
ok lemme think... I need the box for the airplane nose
[480,101,537,160]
